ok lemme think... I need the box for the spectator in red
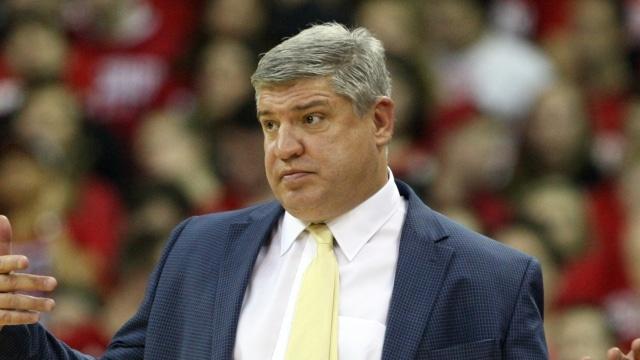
[604,214,640,351]
[63,0,200,141]
[427,114,516,234]
[11,83,125,294]
[570,0,632,177]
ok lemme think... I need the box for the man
[0,22,638,360]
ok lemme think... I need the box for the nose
[274,125,303,160]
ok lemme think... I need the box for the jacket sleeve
[0,324,95,360]
[0,218,192,360]
[101,217,192,359]
[502,258,549,359]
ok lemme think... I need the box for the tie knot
[307,223,333,247]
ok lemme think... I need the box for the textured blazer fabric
[0,181,547,359]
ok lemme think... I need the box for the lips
[279,169,313,182]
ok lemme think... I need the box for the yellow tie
[286,223,340,360]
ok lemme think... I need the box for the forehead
[256,77,340,112]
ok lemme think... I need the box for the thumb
[631,338,640,360]
[0,215,11,256]
[608,347,624,360]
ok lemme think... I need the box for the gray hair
[251,22,391,116]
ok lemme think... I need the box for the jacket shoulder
[435,211,534,266]
[181,200,282,233]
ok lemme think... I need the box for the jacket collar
[211,180,452,360]
[381,181,453,359]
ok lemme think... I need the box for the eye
[304,114,323,125]
[261,120,279,132]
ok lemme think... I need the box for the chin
[281,200,326,222]
[283,204,321,222]
[278,188,337,220]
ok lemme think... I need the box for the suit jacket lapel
[211,202,283,360]
[382,182,453,360]
[208,182,451,359]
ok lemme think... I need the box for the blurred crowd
[0,0,638,358]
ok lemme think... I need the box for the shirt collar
[280,169,402,261]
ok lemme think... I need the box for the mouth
[279,169,313,182]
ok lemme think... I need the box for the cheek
[263,141,274,163]
[263,143,279,181]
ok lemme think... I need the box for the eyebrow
[257,99,330,118]
[293,99,330,111]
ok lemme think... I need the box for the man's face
[257,77,392,222]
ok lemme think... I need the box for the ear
[371,96,395,147]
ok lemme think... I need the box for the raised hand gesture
[0,215,57,330]
[582,339,640,360]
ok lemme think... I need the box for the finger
[608,347,624,360]
[581,357,592,360]
[607,347,625,360]
[0,273,57,292]
[0,309,40,326]
[0,255,29,273]
[0,293,55,312]
[0,215,11,256]
[631,338,640,360]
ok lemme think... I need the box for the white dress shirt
[234,171,407,359]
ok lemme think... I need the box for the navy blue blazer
[0,181,547,359]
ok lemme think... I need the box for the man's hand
[605,339,640,360]
[0,215,57,330]
[581,339,640,360]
